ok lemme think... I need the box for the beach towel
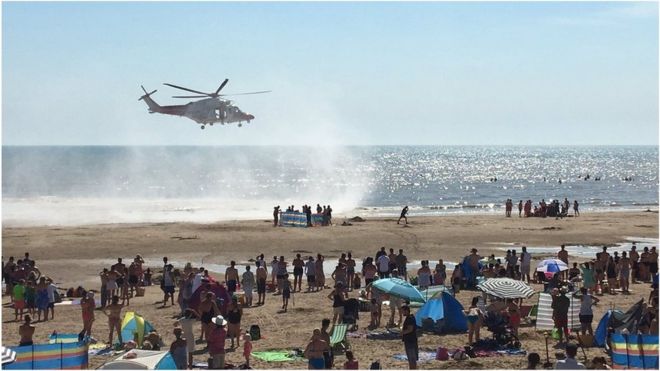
[392,351,436,363]
[250,351,299,362]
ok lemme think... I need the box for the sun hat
[211,315,227,326]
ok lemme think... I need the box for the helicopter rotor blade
[220,90,272,96]
[215,79,229,95]
[163,83,210,96]
[172,95,210,98]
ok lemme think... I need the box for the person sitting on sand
[170,327,188,370]
[18,314,35,346]
[304,329,330,370]
[344,350,359,370]
[102,295,124,345]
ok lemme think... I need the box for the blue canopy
[414,291,467,333]
[372,278,426,303]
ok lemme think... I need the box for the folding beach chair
[330,323,350,353]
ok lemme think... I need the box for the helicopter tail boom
[139,85,162,113]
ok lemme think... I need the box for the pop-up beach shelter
[99,349,177,369]
[119,312,155,346]
[414,291,467,333]
[594,300,645,347]
[188,281,232,314]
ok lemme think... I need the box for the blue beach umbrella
[371,278,426,303]
[536,259,569,278]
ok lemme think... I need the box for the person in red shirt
[344,350,359,369]
[208,315,227,369]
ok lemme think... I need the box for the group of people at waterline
[505,198,579,218]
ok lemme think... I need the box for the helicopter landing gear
[201,125,205,130]
[238,123,243,127]
[209,123,214,126]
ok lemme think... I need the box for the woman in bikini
[198,292,220,342]
[464,296,483,345]
[102,295,124,345]
[80,291,96,338]
[304,329,329,370]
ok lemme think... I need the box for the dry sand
[1,211,658,369]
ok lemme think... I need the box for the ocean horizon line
[3,144,659,148]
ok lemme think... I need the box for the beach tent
[118,312,155,346]
[534,293,580,331]
[414,291,467,333]
[611,334,659,370]
[1,346,16,365]
[594,300,645,347]
[99,349,177,369]
[188,281,232,314]
[3,339,88,369]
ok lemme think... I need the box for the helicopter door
[214,109,222,119]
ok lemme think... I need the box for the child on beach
[169,328,188,370]
[344,350,359,369]
[282,274,292,312]
[243,332,252,368]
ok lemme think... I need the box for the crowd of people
[505,198,579,218]
[3,241,658,370]
[273,204,333,227]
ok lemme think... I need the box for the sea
[2,146,658,226]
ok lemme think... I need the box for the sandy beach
[2,211,658,369]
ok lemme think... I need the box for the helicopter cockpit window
[215,109,221,119]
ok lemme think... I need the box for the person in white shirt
[192,267,204,294]
[377,254,390,279]
[554,343,585,369]
[520,246,532,283]
[241,266,255,307]
[46,278,58,320]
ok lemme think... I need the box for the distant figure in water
[397,206,409,225]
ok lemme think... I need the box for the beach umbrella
[371,278,426,303]
[477,278,535,299]
[536,259,569,277]
[1,346,16,365]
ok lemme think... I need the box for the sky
[2,1,658,145]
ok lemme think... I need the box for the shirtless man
[18,314,35,346]
[630,245,640,284]
[225,261,239,295]
[128,260,142,297]
[102,295,124,344]
[558,245,569,280]
[467,249,481,286]
[292,254,305,292]
[304,329,330,370]
[618,252,632,293]
[256,262,267,305]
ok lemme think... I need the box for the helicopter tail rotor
[138,85,157,101]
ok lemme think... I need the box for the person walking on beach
[573,200,579,217]
[397,206,409,225]
[401,305,418,369]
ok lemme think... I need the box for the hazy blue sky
[3,1,658,145]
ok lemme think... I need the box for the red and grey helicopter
[139,79,270,129]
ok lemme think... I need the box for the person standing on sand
[18,314,35,346]
[618,252,632,293]
[518,200,523,217]
[328,283,347,325]
[552,288,570,344]
[162,265,176,306]
[320,319,333,368]
[630,245,640,284]
[13,279,26,321]
[242,265,255,307]
[401,305,418,369]
[270,256,278,288]
[256,262,267,305]
[208,315,227,369]
[293,254,304,292]
[273,205,280,227]
[346,253,357,289]
[80,291,95,339]
[304,329,329,370]
[305,256,316,292]
[316,254,326,290]
[377,253,390,279]
[225,261,239,295]
[558,245,569,280]
[573,200,579,217]
[102,295,124,345]
[397,206,409,225]
[520,246,532,283]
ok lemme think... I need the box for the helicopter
[138,79,270,129]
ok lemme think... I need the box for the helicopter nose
[247,114,255,120]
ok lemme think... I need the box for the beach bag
[369,361,381,369]
[436,347,449,361]
[249,325,261,341]
[577,334,594,348]
[551,328,561,340]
